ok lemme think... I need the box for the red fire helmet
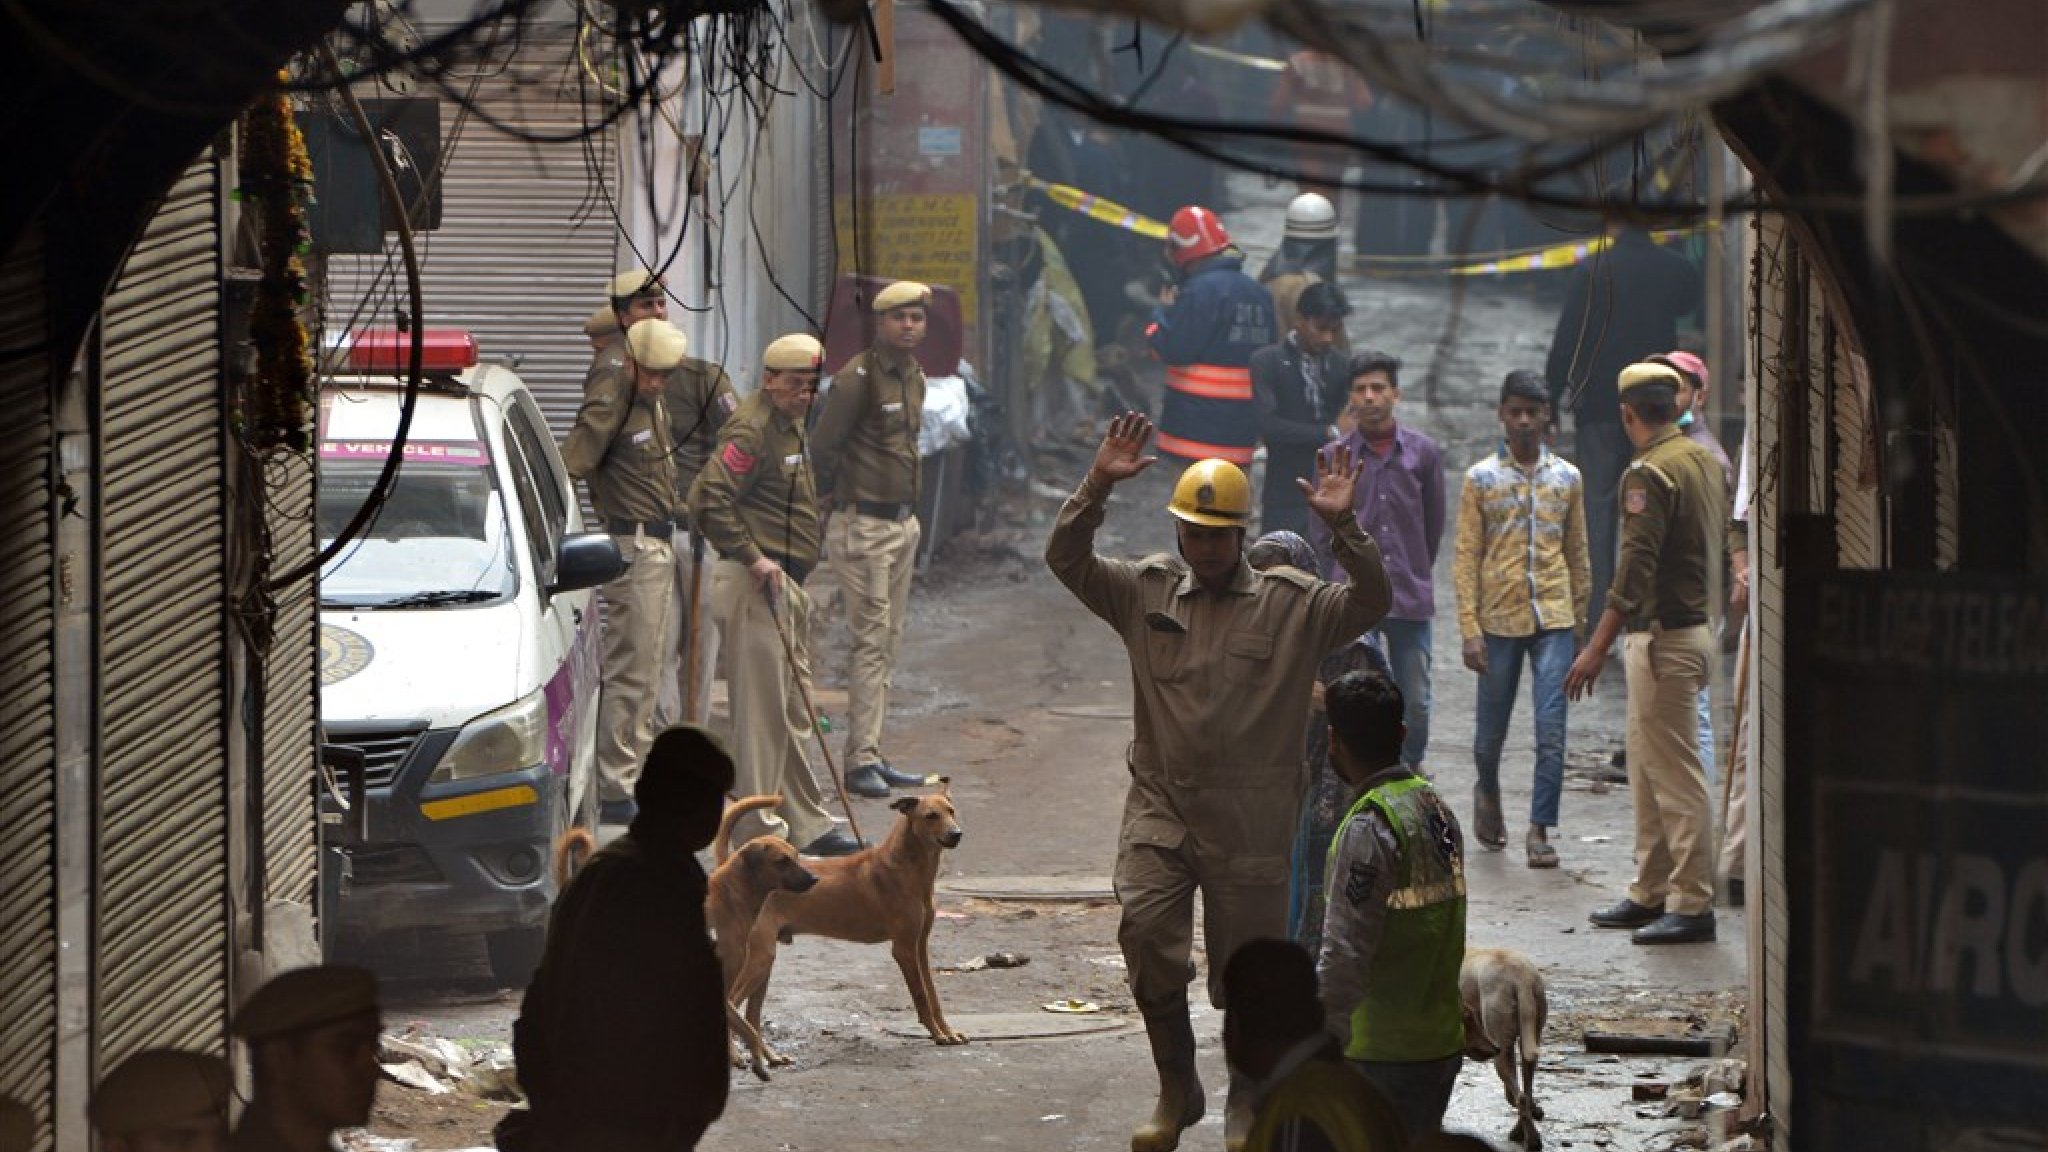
[1166,206,1232,268]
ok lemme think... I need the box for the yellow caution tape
[421,784,540,822]
[1025,177,1170,240]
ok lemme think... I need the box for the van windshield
[318,442,516,608]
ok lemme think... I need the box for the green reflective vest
[1246,1054,1407,1152]
[1328,775,1467,1062]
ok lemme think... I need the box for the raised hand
[1298,441,1363,523]
[1089,412,1158,486]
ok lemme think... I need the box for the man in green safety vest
[1317,671,1468,1141]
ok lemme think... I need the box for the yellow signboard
[832,193,979,320]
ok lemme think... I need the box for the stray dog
[705,795,820,1079]
[728,779,966,1068]
[551,826,596,887]
[1461,947,1548,1149]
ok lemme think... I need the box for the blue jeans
[1473,629,1574,828]
[1373,618,1432,770]
[1349,1054,1462,1140]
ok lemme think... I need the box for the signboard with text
[1787,572,2048,1149]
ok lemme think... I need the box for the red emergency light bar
[347,328,479,374]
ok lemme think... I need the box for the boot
[1131,1006,1205,1152]
[1223,1073,1253,1152]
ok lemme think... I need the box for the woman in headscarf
[1247,530,1393,954]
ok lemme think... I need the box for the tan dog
[705,795,819,1079]
[1460,947,1547,1149]
[728,780,967,1068]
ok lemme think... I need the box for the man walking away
[1251,281,1353,536]
[1567,361,1727,946]
[1225,938,1407,1152]
[810,279,935,799]
[1453,370,1589,868]
[1310,352,1444,775]
[1318,671,1467,1142]
[1047,412,1391,1152]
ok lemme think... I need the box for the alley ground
[358,181,1751,1152]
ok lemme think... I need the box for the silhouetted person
[1225,938,1407,1151]
[93,1049,232,1152]
[503,725,736,1151]
[229,965,383,1152]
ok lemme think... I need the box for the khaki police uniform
[563,343,681,804]
[812,343,927,775]
[1046,475,1392,1012]
[689,390,835,847]
[1611,424,1726,917]
[655,356,740,729]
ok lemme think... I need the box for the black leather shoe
[1589,898,1664,929]
[1632,912,1717,945]
[800,829,863,857]
[844,765,890,798]
[873,759,933,789]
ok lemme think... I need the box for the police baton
[683,530,707,724]
[757,578,865,845]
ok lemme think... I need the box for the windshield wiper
[369,589,501,608]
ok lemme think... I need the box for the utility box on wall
[303,96,444,254]
[828,3,988,368]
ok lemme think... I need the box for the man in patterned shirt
[1452,370,1590,868]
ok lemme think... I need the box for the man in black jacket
[1251,280,1354,535]
[502,727,735,1151]
[1543,228,1701,628]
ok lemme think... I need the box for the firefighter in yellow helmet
[1046,412,1393,1152]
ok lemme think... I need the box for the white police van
[317,328,623,982]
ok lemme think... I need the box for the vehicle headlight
[430,690,549,782]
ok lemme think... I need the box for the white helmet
[1283,192,1339,241]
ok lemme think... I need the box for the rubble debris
[1632,1082,1670,1101]
[379,1061,451,1096]
[1584,1020,1737,1057]
[1042,999,1101,1014]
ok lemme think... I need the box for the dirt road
[362,186,1749,1152]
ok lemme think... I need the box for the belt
[1625,613,1708,634]
[606,516,676,537]
[852,500,914,521]
[759,551,814,585]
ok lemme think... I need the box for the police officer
[92,1049,232,1152]
[230,965,383,1152]
[562,308,687,825]
[1046,412,1392,1152]
[583,305,620,356]
[690,334,860,857]
[1566,360,1727,946]
[810,279,934,799]
[654,319,740,731]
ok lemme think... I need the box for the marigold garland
[239,72,316,453]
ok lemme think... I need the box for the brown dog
[1460,946,1548,1149]
[705,795,819,1079]
[728,780,967,1068]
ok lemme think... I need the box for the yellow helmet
[1167,459,1252,528]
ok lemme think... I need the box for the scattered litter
[1042,999,1101,1014]
[948,956,990,972]
[340,1135,417,1152]
[1578,835,1613,844]
[1705,1091,1742,1110]
[462,1045,521,1100]
[985,951,1028,968]
[1040,1114,1066,1122]
[1087,954,1127,969]
[1632,1082,1670,1101]
[380,1061,451,1095]
[935,909,971,922]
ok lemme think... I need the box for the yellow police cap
[871,280,931,314]
[90,1050,231,1136]
[626,319,689,371]
[608,268,665,301]
[763,333,825,371]
[232,965,380,1043]
[0,1097,32,1152]
[583,306,619,339]
[1618,361,1684,393]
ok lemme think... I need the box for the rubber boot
[1131,1006,1205,1152]
[1223,1073,1253,1152]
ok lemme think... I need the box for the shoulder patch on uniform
[717,392,737,416]
[1625,486,1647,515]
[720,442,757,475]
[1344,859,1378,907]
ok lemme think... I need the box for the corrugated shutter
[263,451,320,906]
[0,229,57,1151]
[95,153,232,1063]
[329,36,621,438]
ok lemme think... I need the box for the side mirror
[549,532,626,596]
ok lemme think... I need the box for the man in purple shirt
[1310,350,1446,772]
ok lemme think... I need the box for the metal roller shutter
[0,229,57,1152]
[264,451,321,908]
[329,35,621,438]
[95,153,232,1064]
